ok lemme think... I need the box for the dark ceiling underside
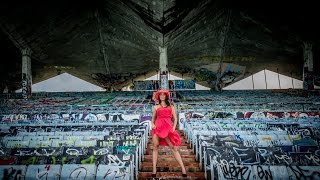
[0,0,319,90]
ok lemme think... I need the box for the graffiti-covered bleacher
[1,89,320,179]
[0,123,148,179]
[0,91,154,179]
[177,90,320,179]
[183,118,320,179]
[177,90,320,112]
[0,91,153,115]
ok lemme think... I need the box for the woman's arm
[171,105,178,130]
[151,105,157,129]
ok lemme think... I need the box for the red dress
[151,106,181,146]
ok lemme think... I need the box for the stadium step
[140,162,201,172]
[143,155,196,162]
[145,148,194,155]
[147,140,190,145]
[139,130,205,180]
[139,172,205,180]
[147,144,190,149]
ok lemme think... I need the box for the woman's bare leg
[164,137,187,174]
[152,134,159,174]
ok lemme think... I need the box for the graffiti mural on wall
[172,79,195,90]
[91,72,146,89]
[219,64,244,87]
[133,81,154,90]
[133,80,195,90]
[173,63,245,88]
[174,80,195,90]
[194,68,217,85]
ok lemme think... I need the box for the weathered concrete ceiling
[0,0,319,90]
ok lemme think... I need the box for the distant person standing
[153,80,159,90]
[3,85,8,94]
[169,80,174,90]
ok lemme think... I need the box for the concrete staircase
[139,130,205,180]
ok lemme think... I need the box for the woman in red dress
[151,89,187,177]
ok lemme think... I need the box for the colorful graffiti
[134,80,195,90]
[173,80,195,90]
[179,111,320,130]
[133,81,154,90]
[0,124,145,179]
[182,111,320,119]
[91,72,146,90]
[185,117,320,180]
[0,113,141,124]
[194,68,217,83]
[219,64,243,86]
[191,63,245,88]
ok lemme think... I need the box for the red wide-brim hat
[153,89,170,102]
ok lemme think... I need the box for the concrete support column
[21,47,32,99]
[159,47,168,90]
[303,43,314,90]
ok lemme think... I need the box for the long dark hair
[158,94,171,107]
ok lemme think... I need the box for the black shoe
[182,173,187,177]
[152,173,156,177]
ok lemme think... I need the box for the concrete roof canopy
[1,0,319,91]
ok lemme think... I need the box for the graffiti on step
[214,164,320,180]
[96,165,129,180]
[0,113,142,124]
[0,165,26,180]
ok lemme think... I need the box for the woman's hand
[152,123,156,129]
